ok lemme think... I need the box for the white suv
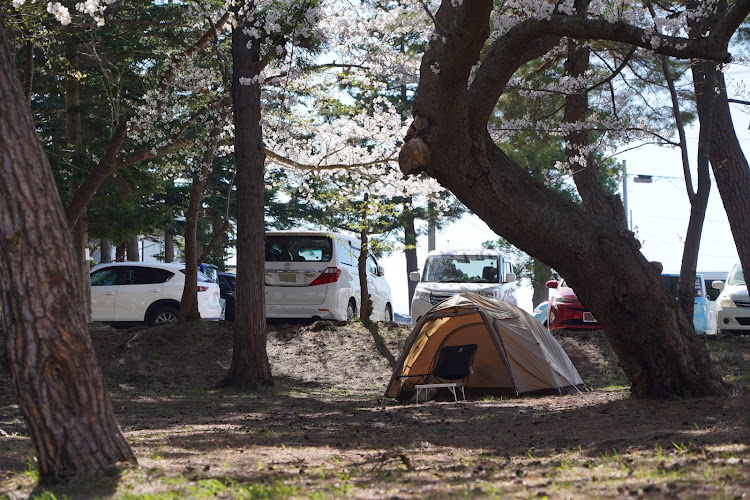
[90,262,223,326]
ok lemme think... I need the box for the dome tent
[385,293,586,401]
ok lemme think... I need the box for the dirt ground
[0,320,749,499]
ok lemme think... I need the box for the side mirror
[712,280,725,291]
[546,280,559,289]
[377,265,385,277]
[504,272,516,283]
[409,271,421,282]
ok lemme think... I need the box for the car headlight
[718,295,736,308]
[414,290,431,302]
[554,296,574,304]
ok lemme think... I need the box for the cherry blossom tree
[398,0,750,398]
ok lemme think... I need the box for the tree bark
[65,37,91,322]
[531,259,552,308]
[219,2,273,389]
[399,0,729,398]
[164,230,174,263]
[179,170,205,323]
[403,203,419,311]
[703,70,750,299]
[178,97,229,324]
[115,243,126,262]
[100,239,112,263]
[359,194,371,322]
[126,235,139,261]
[0,20,135,481]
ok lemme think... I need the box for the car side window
[367,255,378,275]
[90,268,119,286]
[120,266,163,285]
[158,269,174,282]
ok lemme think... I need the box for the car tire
[148,305,179,326]
[384,304,393,322]
[347,299,356,321]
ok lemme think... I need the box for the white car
[265,231,393,322]
[713,261,749,334]
[90,262,223,326]
[409,249,517,325]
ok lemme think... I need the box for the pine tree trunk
[696,68,750,302]
[101,239,112,263]
[164,230,174,263]
[0,21,135,481]
[115,243,126,262]
[126,235,139,261]
[65,37,91,322]
[220,4,272,389]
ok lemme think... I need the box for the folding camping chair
[414,344,478,403]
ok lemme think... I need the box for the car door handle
[103,291,115,296]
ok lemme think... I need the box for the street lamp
[622,160,653,231]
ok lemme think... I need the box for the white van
[409,249,516,325]
[264,231,393,322]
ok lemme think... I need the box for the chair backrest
[432,344,478,381]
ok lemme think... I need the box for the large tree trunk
[0,20,135,481]
[219,3,273,389]
[398,0,729,398]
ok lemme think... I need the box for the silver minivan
[264,231,393,322]
[409,249,516,325]
[713,261,749,334]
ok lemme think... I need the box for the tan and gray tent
[385,293,586,400]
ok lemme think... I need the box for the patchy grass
[0,322,748,498]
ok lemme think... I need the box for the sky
[380,104,748,317]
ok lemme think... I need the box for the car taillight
[197,285,209,292]
[309,267,341,286]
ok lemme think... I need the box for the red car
[545,279,600,331]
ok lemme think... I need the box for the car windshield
[661,274,704,297]
[423,255,500,283]
[727,263,745,286]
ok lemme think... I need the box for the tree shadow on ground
[362,320,398,368]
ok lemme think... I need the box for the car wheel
[384,304,393,322]
[149,305,179,326]
[347,299,356,321]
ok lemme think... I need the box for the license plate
[279,273,297,283]
[583,312,597,323]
